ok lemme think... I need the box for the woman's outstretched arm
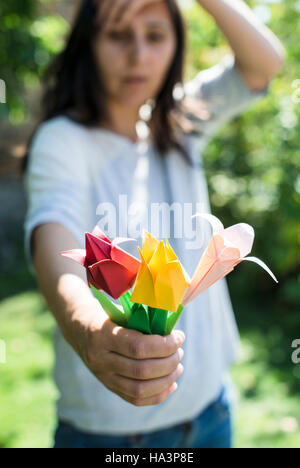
[32,222,103,357]
[196,0,286,90]
[32,222,185,407]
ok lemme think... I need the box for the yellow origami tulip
[130,230,190,312]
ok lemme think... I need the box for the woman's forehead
[99,1,173,30]
[134,1,173,24]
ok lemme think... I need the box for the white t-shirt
[23,54,268,435]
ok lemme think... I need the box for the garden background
[0,0,299,448]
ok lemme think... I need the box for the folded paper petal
[60,225,140,299]
[221,224,254,257]
[142,229,160,263]
[91,225,111,243]
[191,212,224,233]
[130,247,157,308]
[166,238,191,283]
[181,235,241,306]
[111,243,140,276]
[155,261,190,312]
[88,260,108,291]
[165,239,177,261]
[182,213,278,307]
[89,259,137,299]
[60,249,87,267]
[243,256,278,283]
[131,232,190,312]
[85,232,111,264]
[148,241,168,282]
[192,213,255,257]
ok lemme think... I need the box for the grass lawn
[0,263,299,448]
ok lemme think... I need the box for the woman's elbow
[268,42,286,77]
[255,47,286,91]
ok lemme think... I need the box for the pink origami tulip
[181,213,278,307]
[60,226,141,299]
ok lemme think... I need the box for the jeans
[53,383,233,449]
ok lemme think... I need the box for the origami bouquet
[60,213,278,336]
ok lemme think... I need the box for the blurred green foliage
[185,0,300,311]
[0,0,69,123]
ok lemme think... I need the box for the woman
[22,0,285,448]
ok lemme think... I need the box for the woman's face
[93,1,177,108]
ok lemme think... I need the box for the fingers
[88,318,185,407]
[102,320,185,359]
[105,347,184,380]
[109,362,184,402]
[115,382,178,407]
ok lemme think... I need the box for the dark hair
[21,0,204,175]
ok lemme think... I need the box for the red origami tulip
[60,226,141,299]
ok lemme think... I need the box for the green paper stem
[127,303,152,334]
[90,284,185,337]
[148,307,169,336]
[165,304,184,335]
[119,291,133,322]
[148,307,156,328]
[90,284,128,327]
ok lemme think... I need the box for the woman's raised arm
[196,0,286,91]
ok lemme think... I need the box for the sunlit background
[0,0,299,448]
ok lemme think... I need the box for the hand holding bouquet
[60,213,278,336]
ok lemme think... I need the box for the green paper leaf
[148,307,156,328]
[119,291,133,322]
[90,285,182,336]
[165,304,184,335]
[127,303,152,334]
[148,307,169,336]
[90,285,128,327]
